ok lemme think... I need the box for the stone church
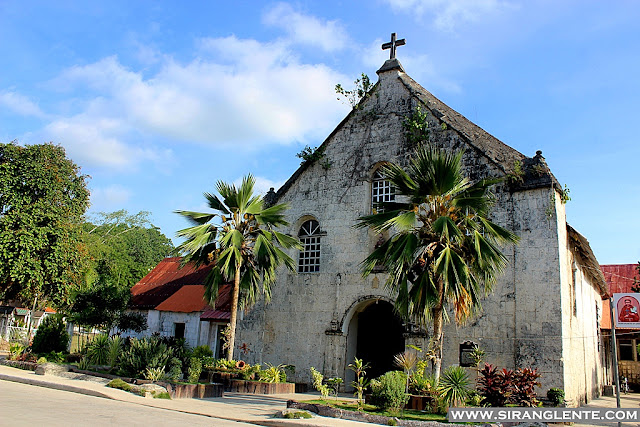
[236,40,608,406]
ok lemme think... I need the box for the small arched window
[372,169,395,212]
[298,220,321,273]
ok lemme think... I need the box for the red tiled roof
[601,264,639,329]
[155,285,211,313]
[130,257,213,309]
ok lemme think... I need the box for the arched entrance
[345,299,405,384]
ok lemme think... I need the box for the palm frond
[174,210,217,225]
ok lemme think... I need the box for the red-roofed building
[125,257,230,356]
[601,264,640,386]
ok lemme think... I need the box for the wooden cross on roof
[381,33,405,60]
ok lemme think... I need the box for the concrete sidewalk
[0,364,369,427]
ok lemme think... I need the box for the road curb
[0,373,113,399]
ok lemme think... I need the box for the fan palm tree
[357,147,519,379]
[175,175,300,361]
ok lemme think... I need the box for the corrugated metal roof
[601,264,638,330]
[130,257,213,309]
[155,285,210,313]
[201,284,232,321]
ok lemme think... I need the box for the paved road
[0,379,257,427]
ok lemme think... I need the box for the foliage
[284,411,312,419]
[259,363,288,383]
[152,391,171,399]
[31,314,69,354]
[188,357,203,383]
[506,160,525,185]
[77,356,91,370]
[478,364,540,407]
[348,357,371,410]
[107,335,123,367]
[369,371,409,411]
[437,366,471,408]
[403,106,430,146]
[145,366,166,381]
[477,364,512,407]
[511,367,541,407]
[81,210,173,289]
[116,311,148,333]
[296,145,331,170]
[192,345,214,360]
[559,184,571,204]
[310,367,331,400]
[357,145,519,378]
[174,175,301,360]
[631,262,640,293]
[118,336,174,378]
[326,377,343,399]
[466,390,482,406]
[470,347,486,367]
[0,142,90,306]
[408,360,437,396]
[9,343,25,360]
[86,334,110,365]
[68,283,130,332]
[547,387,565,407]
[166,358,183,382]
[37,356,48,364]
[107,378,132,392]
[335,73,373,109]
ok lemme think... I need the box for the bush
[31,315,68,354]
[310,367,331,399]
[437,366,471,408]
[192,345,213,360]
[107,378,132,392]
[478,364,541,407]
[188,357,203,383]
[547,387,565,407]
[107,335,123,367]
[511,367,541,407]
[42,351,66,364]
[370,371,409,411]
[284,411,312,419]
[259,363,287,383]
[9,343,25,360]
[166,358,183,382]
[118,336,174,378]
[86,334,110,365]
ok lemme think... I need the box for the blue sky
[1,0,638,265]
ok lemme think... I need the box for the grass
[300,399,447,422]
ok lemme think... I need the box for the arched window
[372,169,395,212]
[298,220,321,273]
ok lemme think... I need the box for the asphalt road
[0,379,257,427]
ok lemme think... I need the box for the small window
[372,169,395,212]
[298,220,321,273]
[619,339,634,361]
[174,322,185,340]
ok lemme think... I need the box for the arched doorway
[345,299,405,384]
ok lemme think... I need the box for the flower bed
[165,382,224,399]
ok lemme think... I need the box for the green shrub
[437,366,471,408]
[188,357,202,383]
[145,366,166,381]
[118,336,174,378]
[31,315,68,354]
[284,411,312,419]
[370,371,409,411]
[107,378,132,392]
[42,351,66,364]
[259,363,287,383]
[192,345,213,360]
[152,391,171,399]
[9,343,25,360]
[107,335,123,367]
[37,356,48,364]
[86,334,110,365]
[166,357,183,382]
[310,367,331,399]
[547,388,565,407]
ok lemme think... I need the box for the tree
[357,146,519,379]
[175,175,300,361]
[81,210,174,289]
[0,142,89,307]
[67,282,147,334]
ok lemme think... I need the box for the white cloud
[262,3,349,52]
[89,184,132,209]
[0,91,47,118]
[50,37,349,160]
[384,0,513,31]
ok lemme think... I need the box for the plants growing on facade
[335,73,373,109]
[174,175,301,361]
[296,145,331,169]
[357,146,519,379]
[403,106,430,146]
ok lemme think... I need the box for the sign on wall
[613,293,640,328]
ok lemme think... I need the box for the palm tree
[175,175,300,361]
[357,147,518,379]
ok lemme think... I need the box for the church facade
[236,55,608,406]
